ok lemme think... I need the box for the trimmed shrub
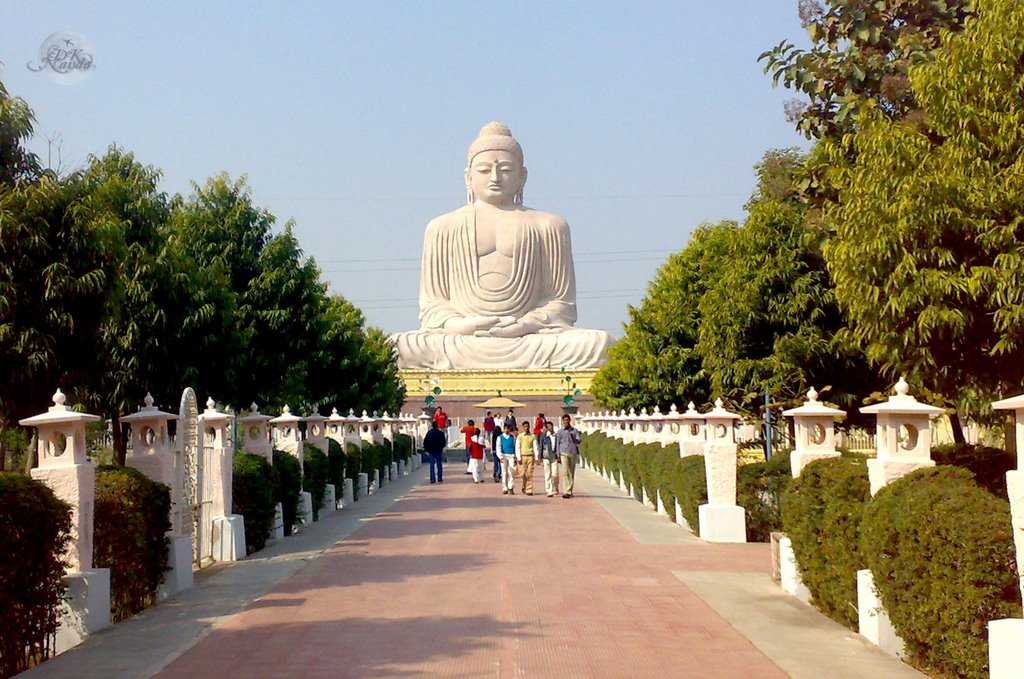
[781,455,869,629]
[394,433,413,464]
[0,472,72,676]
[232,452,276,554]
[303,443,329,521]
[860,466,1020,678]
[272,450,302,535]
[345,444,362,499]
[94,465,171,623]
[654,446,681,521]
[361,443,381,481]
[327,438,347,497]
[737,449,792,542]
[668,455,706,532]
[932,442,1016,498]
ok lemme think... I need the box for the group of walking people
[421,408,581,499]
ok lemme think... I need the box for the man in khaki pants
[515,421,537,496]
[554,414,581,498]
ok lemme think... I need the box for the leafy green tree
[760,0,971,141]
[591,221,735,411]
[0,81,40,186]
[697,196,880,414]
[822,0,1024,435]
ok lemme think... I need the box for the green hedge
[669,455,707,532]
[327,438,347,498]
[394,433,413,464]
[0,472,71,677]
[94,465,170,623]
[302,443,329,521]
[737,450,792,542]
[860,466,1020,678]
[272,450,302,535]
[232,452,276,554]
[781,455,869,630]
[345,443,362,499]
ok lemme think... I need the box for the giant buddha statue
[392,122,612,370]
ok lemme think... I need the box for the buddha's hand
[477,316,542,338]
[443,315,501,335]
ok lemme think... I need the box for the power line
[316,248,678,265]
[322,255,672,274]
[263,192,745,202]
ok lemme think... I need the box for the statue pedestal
[400,368,599,418]
[55,569,110,655]
[343,478,354,507]
[272,503,285,539]
[299,492,313,525]
[358,473,369,498]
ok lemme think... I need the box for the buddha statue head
[464,121,527,208]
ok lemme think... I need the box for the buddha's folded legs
[391,328,611,370]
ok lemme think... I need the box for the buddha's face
[466,149,527,207]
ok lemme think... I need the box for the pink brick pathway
[159,464,785,678]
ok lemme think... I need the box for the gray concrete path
[25,465,428,679]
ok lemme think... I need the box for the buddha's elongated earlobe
[514,189,523,206]
[466,186,475,205]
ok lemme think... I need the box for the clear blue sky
[2,1,810,335]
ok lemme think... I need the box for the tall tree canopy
[822,0,1024,424]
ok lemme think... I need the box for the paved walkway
[30,460,921,678]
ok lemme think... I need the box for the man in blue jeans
[423,420,447,484]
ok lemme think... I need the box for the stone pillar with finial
[679,402,706,458]
[855,377,944,656]
[237,403,273,462]
[122,393,193,597]
[989,392,1024,679]
[303,410,334,513]
[326,408,354,507]
[783,387,846,478]
[697,398,746,543]
[20,388,111,652]
[199,398,246,561]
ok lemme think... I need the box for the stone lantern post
[656,405,678,447]
[621,408,638,445]
[304,411,328,454]
[237,403,273,462]
[325,408,355,508]
[19,388,110,651]
[269,405,304,471]
[856,377,943,656]
[679,402,706,458]
[989,392,1024,679]
[199,398,245,562]
[343,408,363,449]
[698,398,746,543]
[782,387,846,478]
[859,377,944,496]
[122,393,193,597]
[270,405,314,527]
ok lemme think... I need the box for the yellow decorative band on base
[401,368,598,398]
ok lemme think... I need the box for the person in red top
[533,413,547,436]
[460,419,485,483]
[433,407,449,430]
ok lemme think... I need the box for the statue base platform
[158,535,194,600]
[55,568,111,655]
[212,514,245,562]
[858,568,905,657]
[401,368,598,418]
[698,504,746,543]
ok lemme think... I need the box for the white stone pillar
[697,399,746,543]
[304,412,328,454]
[989,393,1024,679]
[679,402,706,458]
[856,377,943,656]
[122,393,192,598]
[237,403,273,462]
[20,389,110,653]
[783,387,846,478]
[200,399,245,562]
[325,407,346,450]
[344,409,363,449]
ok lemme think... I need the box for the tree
[591,221,735,411]
[760,0,972,141]
[822,0,1024,434]
[696,196,880,415]
[0,81,40,186]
